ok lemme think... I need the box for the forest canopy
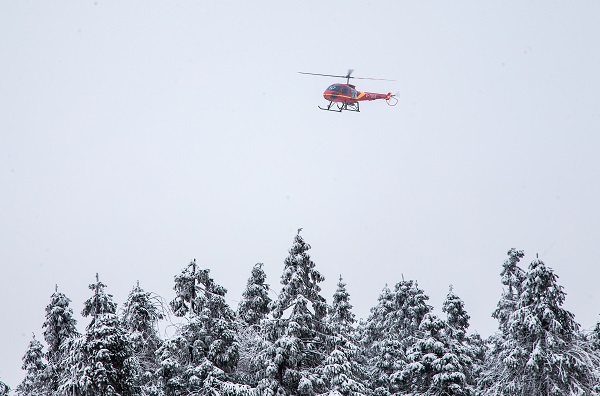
[7,233,600,396]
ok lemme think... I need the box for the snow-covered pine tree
[236,263,273,387]
[441,286,478,394]
[82,313,140,395]
[358,285,396,396]
[0,380,8,396]
[360,279,432,395]
[590,320,600,351]
[441,286,484,391]
[400,313,473,396]
[42,286,79,395]
[491,248,525,334]
[329,275,355,337]
[75,275,139,396]
[480,249,526,392]
[235,323,268,388]
[442,285,470,342]
[257,231,329,396]
[81,273,118,323]
[57,335,87,395]
[321,276,368,396]
[159,259,247,396]
[155,335,188,396]
[238,263,272,327]
[482,256,600,395]
[16,334,47,396]
[121,281,164,395]
[465,332,486,389]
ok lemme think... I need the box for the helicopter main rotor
[298,69,395,84]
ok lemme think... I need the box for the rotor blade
[299,71,395,82]
[298,72,348,79]
[351,76,396,81]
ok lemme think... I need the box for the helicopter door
[341,85,350,101]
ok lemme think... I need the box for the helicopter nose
[323,90,337,101]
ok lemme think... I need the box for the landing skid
[318,101,360,112]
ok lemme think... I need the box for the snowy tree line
[4,234,600,395]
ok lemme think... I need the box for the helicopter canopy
[326,84,358,98]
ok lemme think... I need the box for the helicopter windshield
[327,84,342,92]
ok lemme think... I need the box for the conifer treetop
[20,333,46,372]
[170,259,234,321]
[492,248,526,332]
[258,232,329,396]
[238,262,272,326]
[16,334,47,396]
[81,274,117,325]
[43,289,79,360]
[483,256,598,396]
[121,281,164,334]
[329,275,356,333]
[514,257,579,339]
[271,233,327,320]
[366,279,432,339]
[442,285,470,341]
[500,248,526,295]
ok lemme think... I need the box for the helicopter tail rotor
[386,91,399,106]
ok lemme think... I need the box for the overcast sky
[2,0,600,388]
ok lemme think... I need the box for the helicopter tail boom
[356,91,392,101]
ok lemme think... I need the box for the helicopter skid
[318,101,360,113]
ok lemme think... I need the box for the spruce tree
[257,231,328,396]
[442,285,470,342]
[238,263,272,327]
[491,248,526,334]
[16,334,47,396]
[236,263,272,387]
[160,259,246,396]
[155,336,187,396]
[42,287,79,395]
[329,275,356,336]
[361,279,432,395]
[482,256,599,395]
[236,324,268,387]
[170,260,239,371]
[466,332,487,389]
[359,285,402,396]
[441,287,478,394]
[82,314,140,395]
[121,281,164,395]
[321,276,368,396]
[401,313,473,396]
[0,380,9,396]
[480,249,526,392]
[57,335,86,395]
[81,274,118,323]
[76,275,139,396]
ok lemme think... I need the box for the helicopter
[299,69,398,112]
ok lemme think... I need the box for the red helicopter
[299,69,397,112]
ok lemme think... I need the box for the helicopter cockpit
[326,84,357,98]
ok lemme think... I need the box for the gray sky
[2,0,600,388]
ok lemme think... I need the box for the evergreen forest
[4,232,600,396]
